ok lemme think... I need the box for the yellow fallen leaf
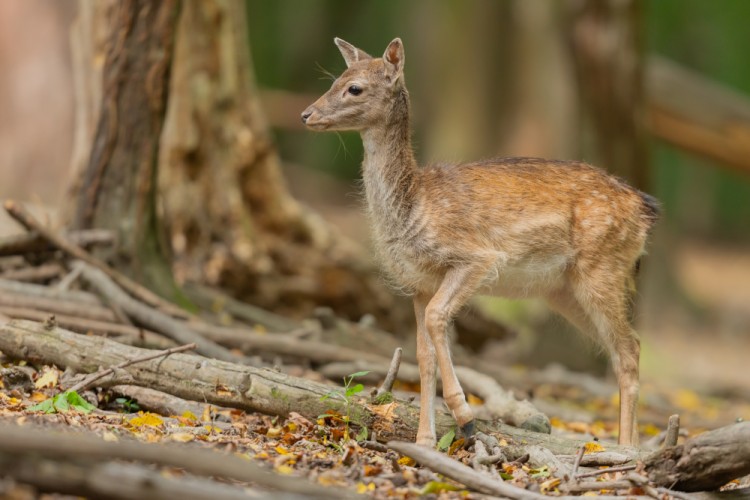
[267,427,282,438]
[275,445,289,455]
[397,456,416,466]
[540,477,561,494]
[181,411,198,422]
[285,422,298,432]
[171,433,195,443]
[128,412,165,428]
[34,368,59,389]
[584,442,605,453]
[29,392,48,402]
[356,482,376,494]
[275,465,294,475]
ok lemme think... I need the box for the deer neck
[360,88,418,228]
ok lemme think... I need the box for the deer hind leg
[549,276,641,446]
[424,261,493,438]
[414,293,438,447]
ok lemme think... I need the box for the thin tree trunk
[566,0,648,189]
[66,0,182,300]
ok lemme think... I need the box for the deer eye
[347,85,362,96]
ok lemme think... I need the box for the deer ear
[334,37,372,68]
[383,38,405,83]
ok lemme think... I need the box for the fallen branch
[1,455,261,500]
[0,277,102,304]
[388,440,545,499]
[0,318,640,454]
[76,262,246,363]
[0,229,113,257]
[3,200,186,318]
[644,422,750,491]
[0,263,64,282]
[109,385,224,418]
[0,423,346,498]
[0,291,117,322]
[66,343,196,393]
[0,306,174,349]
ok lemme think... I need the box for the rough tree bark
[158,0,407,328]
[65,0,408,329]
[65,0,182,300]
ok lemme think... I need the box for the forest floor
[1,195,750,498]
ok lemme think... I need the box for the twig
[0,292,117,322]
[55,264,84,291]
[0,278,101,304]
[374,347,402,399]
[563,479,633,493]
[0,305,174,349]
[665,414,680,448]
[0,263,64,282]
[575,464,638,479]
[66,343,196,393]
[0,228,113,257]
[388,440,546,499]
[76,262,246,363]
[572,444,586,477]
[3,200,187,318]
[360,440,389,453]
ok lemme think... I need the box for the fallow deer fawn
[302,38,659,447]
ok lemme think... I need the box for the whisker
[315,61,337,81]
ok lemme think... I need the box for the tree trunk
[566,0,648,189]
[65,0,182,300]
[159,0,407,328]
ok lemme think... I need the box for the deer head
[301,37,405,132]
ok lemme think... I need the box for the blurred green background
[247,0,750,243]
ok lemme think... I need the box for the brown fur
[303,38,659,447]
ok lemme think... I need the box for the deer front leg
[425,262,492,438]
[414,293,437,447]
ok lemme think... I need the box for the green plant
[28,391,95,414]
[115,397,140,412]
[320,370,370,442]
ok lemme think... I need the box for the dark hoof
[460,420,476,439]
[520,414,551,434]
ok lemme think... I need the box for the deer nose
[301,110,313,124]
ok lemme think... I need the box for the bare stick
[77,262,246,362]
[575,464,637,479]
[0,263,64,282]
[388,440,546,499]
[55,264,84,291]
[665,414,680,448]
[562,479,632,493]
[0,228,113,257]
[2,456,269,500]
[0,278,101,304]
[571,444,586,477]
[66,343,196,393]
[3,200,186,318]
[0,423,347,498]
[374,347,402,399]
